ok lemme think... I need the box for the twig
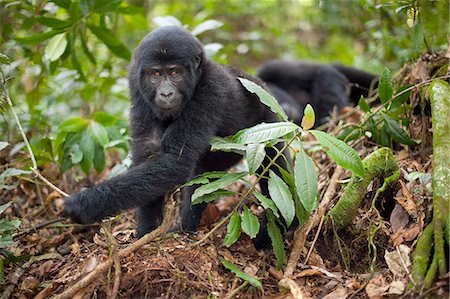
[282,166,344,281]
[1,73,69,198]
[225,281,248,299]
[52,192,176,299]
[304,215,325,265]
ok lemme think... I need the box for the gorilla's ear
[195,53,202,69]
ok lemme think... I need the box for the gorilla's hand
[64,188,106,224]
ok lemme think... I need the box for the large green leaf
[223,212,241,247]
[268,170,295,227]
[253,191,279,217]
[383,115,416,145]
[88,121,109,147]
[311,130,364,178]
[378,68,393,104]
[184,171,227,187]
[191,173,245,202]
[210,137,246,153]
[267,210,286,268]
[191,190,235,205]
[59,118,89,133]
[294,147,318,213]
[15,29,65,45]
[233,122,299,144]
[238,78,288,121]
[92,0,123,14]
[87,24,131,60]
[241,206,260,239]
[220,258,263,289]
[37,17,71,29]
[79,132,95,174]
[246,143,265,174]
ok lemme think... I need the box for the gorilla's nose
[160,91,174,99]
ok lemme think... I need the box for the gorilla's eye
[153,70,161,77]
[170,69,178,77]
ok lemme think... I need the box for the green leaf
[0,53,11,64]
[0,142,9,151]
[233,122,299,144]
[59,118,89,133]
[246,143,265,174]
[93,144,106,173]
[241,206,260,239]
[44,33,68,61]
[411,22,424,57]
[15,29,65,45]
[253,191,279,217]
[268,170,295,227]
[36,17,71,29]
[191,190,235,205]
[220,258,263,289]
[191,173,245,203]
[294,147,318,213]
[92,0,122,14]
[79,29,96,64]
[69,144,83,164]
[301,104,315,130]
[183,171,227,187]
[238,78,288,121]
[93,112,118,126]
[52,0,71,9]
[267,210,286,268]
[311,130,364,178]
[210,137,246,153]
[88,121,109,146]
[191,19,223,36]
[378,68,393,104]
[358,96,371,113]
[383,115,416,145]
[80,132,95,173]
[87,24,131,60]
[224,212,241,247]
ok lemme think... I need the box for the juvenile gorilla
[257,60,378,125]
[64,26,281,240]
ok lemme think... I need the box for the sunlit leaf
[238,78,288,121]
[191,190,235,205]
[246,143,265,174]
[191,20,223,36]
[301,104,315,130]
[15,29,65,45]
[311,130,364,178]
[44,33,68,61]
[59,118,89,133]
[233,122,299,144]
[358,96,371,113]
[88,121,109,146]
[87,24,131,60]
[210,137,246,153]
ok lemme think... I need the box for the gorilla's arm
[64,90,220,224]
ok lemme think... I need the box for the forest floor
[1,53,449,298]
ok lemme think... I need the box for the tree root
[280,166,344,284]
[52,193,176,299]
[327,147,399,229]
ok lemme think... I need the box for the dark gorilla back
[257,60,378,125]
[64,26,285,248]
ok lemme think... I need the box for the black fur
[257,60,378,125]
[64,26,283,242]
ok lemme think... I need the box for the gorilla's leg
[180,184,208,231]
[136,196,165,237]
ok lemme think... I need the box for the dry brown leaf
[390,204,410,233]
[322,287,348,299]
[20,276,40,292]
[387,280,405,295]
[366,275,389,299]
[82,256,99,274]
[292,269,323,279]
[385,245,411,277]
[395,181,418,217]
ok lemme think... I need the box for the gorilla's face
[132,26,204,119]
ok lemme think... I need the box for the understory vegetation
[0,0,448,298]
